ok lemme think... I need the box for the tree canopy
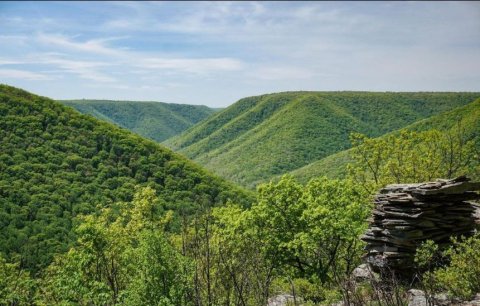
[0,84,252,273]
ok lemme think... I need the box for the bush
[434,234,480,300]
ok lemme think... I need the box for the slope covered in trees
[0,85,252,273]
[289,98,480,183]
[2,85,480,305]
[61,99,216,142]
[166,92,480,188]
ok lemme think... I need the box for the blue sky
[0,1,479,107]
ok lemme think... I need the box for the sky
[0,1,479,107]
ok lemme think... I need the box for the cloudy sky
[0,1,479,107]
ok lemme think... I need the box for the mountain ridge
[166,91,480,188]
[61,99,216,142]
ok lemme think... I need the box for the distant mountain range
[165,92,480,188]
[61,99,217,142]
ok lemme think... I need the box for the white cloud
[136,57,244,74]
[40,57,116,82]
[37,33,124,56]
[0,69,53,81]
[35,33,246,76]
[0,35,29,45]
[0,55,118,83]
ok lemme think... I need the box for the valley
[61,99,216,142]
[165,92,480,188]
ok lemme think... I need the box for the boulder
[362,177,480,277]
[352,263,377,281]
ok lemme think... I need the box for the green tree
[433,234,480,300]
[248,176,371,301]
[39,187,192,305]
[124,231,193,306]
[0,254,36,306]
[349,126,477,192]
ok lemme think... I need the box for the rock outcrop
[361,176,480,277]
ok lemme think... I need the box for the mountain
[165,92,480,188]
[289,98,480,183]
[61,99,216,142]
[0,85,252,272]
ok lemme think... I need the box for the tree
[0,254,35,306]
[39,187,192,305]
[349,126,478,193]
[212,204,276,306]
[433,234,480,300]
[248,176,371,302]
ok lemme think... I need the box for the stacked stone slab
[361,176,480,276]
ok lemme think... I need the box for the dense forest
[165,92,480,188]
[1,85,480,305]
[0,85,252,274]
[61,100,216,142]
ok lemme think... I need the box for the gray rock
[407,289,427,306]
[433,293,449,306]
[362,177,480,276]
[267,294,302,306]
[352,264,376,281]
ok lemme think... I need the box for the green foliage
[124,231,193,306]
[166,92,480,188]
[0,254,36,305]
[433,234,480,300]
[414,235,480,301]
[348,127,478,192]
[177,176,371,305]
[287,150,353,184]
[291,99,480,184]
[62,99,216,142]
[414,240,440,270]
[40,187,193,305]
[0,84,253,273]
[180,203,274,306]
[414,240,443,302]
[251,176,371,286]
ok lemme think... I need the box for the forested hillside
[166,92,480,188]
[2,85,480,305]
[289,98,480,183]
[62,99,216,142]
[0,85,252,273]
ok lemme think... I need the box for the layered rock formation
[362,176,480,276]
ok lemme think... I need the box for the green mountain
[165,92,480,188]
[289,98,480,183]
[0,85,252,272]
[61,99,216,142]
